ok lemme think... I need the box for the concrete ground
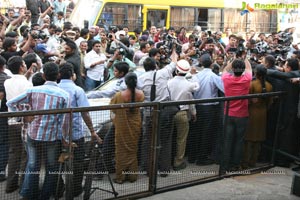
[140,167,300,200]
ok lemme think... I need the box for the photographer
[181,34,197,59]
[106,47,136,80]
[133,42,150,65]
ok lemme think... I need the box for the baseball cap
[35,43,49,54]
[176,59,190,74]
[139,35,148,41]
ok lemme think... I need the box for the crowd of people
[0,1,300,199]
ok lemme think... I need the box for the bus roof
[101,0,224,8]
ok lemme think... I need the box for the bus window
[207,9,222,31]
[147,10,167,29]
[198,9,208,30]
[97,3,142,31]
[170,7,195,31]
[70,0,102,28]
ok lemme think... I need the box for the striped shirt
[6,81,70,141]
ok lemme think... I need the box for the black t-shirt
[0,50,25,63]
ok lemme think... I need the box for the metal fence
[0,91,286,200]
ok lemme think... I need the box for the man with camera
[106,47,136,80]
[133,42,150,65]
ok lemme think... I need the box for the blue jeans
[221,116,248,171]
[20,137,60,200]
[85,76,101,91]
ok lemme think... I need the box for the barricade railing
[0,91,286,200]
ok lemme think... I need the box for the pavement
[140,167,300,200]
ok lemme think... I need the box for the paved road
[140,167,300,200]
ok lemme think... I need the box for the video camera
[277,32,293,46]
[23,29,48,40]
[162,33,182,55]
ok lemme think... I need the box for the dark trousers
[197,105,220,162]
[188,104,221,163]
[72,138,85,192]
[6,124,26,190]
[157,115,174,172]
[221,116,248,171]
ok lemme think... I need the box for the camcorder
[23,29,48,40]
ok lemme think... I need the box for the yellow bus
[69,0,278,33]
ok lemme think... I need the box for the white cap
[176,60,190,74]
[115,30,126,40]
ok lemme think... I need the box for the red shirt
[222,71,252,117]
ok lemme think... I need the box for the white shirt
[4,74,33,111]
[84,50,107,81]
[137,62,176,102]
[168,76,199,114]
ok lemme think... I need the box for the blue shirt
[192,68,224,105]
[87,77,126,98]
[58,79,90,140]
[6,81,70,141]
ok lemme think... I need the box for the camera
[108,33,113,39]
[277,32,293,45]
[118,47,126,56]
[236,39,245,57]
[23,29,48,40]
[109,26,118,33]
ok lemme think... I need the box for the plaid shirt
[6,81,70,142]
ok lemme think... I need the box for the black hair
[59,62,74,79]
[232,59,245,76]
[80,28,89,37]
[120,37,130,47]
[2,37,16,51]
[63,22,73,31]
[65,39,77,50]
[125,72,137,113]
[43,62,59,81]
[142,30,149,36]
[32,72,45,86]
[49,24,57,30]
[31,23,40,29]
[20,25,29,35]
[92,40,101,47]
[0,55,6,67]
[201,55,212,68]
[57,11,64,16]
[143,57,156,71]
[255,64,267,93]
[129,35,136,40]
[5,31,18,38]
[287,58,299,71]
[72,26,80,33]
[139,42,148,51]
[7,56,23,74]
[114,62,129,77]
[212,63,220,75]
[134,28,141,35]
[23,53,37,69]
[148,41,154,46]
[264,55,275,68]
[149,48,160,57]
